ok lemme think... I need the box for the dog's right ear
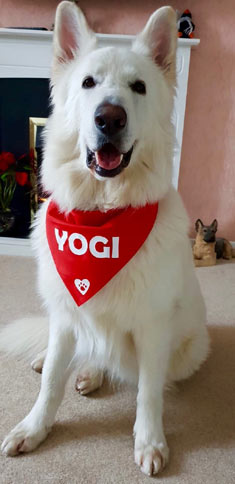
[52,1,96,80]
[195,219,204,232]
[211,219,218,232]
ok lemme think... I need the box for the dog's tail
[0,317,48,360]
[232,248,235,258]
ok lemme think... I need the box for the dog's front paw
[134,441,169,476]
[1,420,48,457]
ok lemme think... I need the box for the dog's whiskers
[142,160,151,170]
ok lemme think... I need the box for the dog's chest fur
[33,188,190,333]
[193,235,215,258]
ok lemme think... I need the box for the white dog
[0,1,209,476]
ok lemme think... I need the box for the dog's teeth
[120,154,123,161]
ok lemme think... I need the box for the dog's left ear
[211,219,218,232]
[52,1,97,81]
[132,7,177,84]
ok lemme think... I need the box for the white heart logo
[74,278,90,296]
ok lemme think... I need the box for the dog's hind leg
[31,348,104,394]
[75,366,104,395]
[222,240,233,260]
[31,349,47,373]
[194,256,216,267]
[168,327,210,382]
[168,302,210,382]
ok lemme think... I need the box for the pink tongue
[96,144,121,170]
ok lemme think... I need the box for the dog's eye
[130,80,146,95]
[82,77,96,89]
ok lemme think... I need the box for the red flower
[15,172,28,186]
[0,152,15,173]
[0,158,9,173]
[1,152,15,165]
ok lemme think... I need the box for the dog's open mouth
[86,143,133,178]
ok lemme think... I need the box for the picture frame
[29,116,47,217]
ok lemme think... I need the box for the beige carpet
[0,256,235,484]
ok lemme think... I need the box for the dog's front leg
[133,321,170,476]
[1,311,76,456]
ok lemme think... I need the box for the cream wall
[1,0,235,239]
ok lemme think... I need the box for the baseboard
[0,237,32,256]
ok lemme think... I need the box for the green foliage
[0,173,16,212]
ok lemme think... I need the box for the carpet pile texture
[0,256,235,483]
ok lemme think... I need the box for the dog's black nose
[94,103,127,137]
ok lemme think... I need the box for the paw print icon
[74,279,90,295]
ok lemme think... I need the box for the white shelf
[0,28,200,45]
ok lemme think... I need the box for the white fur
[0,2,209,476]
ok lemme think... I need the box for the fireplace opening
[0,78,50,238]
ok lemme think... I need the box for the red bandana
[46,200,158,306]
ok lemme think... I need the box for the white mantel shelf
[0,27,200,44]
[0,28,199,256]
[0,28,199,79]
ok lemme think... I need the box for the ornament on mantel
[177,9,195,39]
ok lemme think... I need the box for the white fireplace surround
[0,29,199,256]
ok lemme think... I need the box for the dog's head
[195,219,218,243]
[43,1,177,209]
